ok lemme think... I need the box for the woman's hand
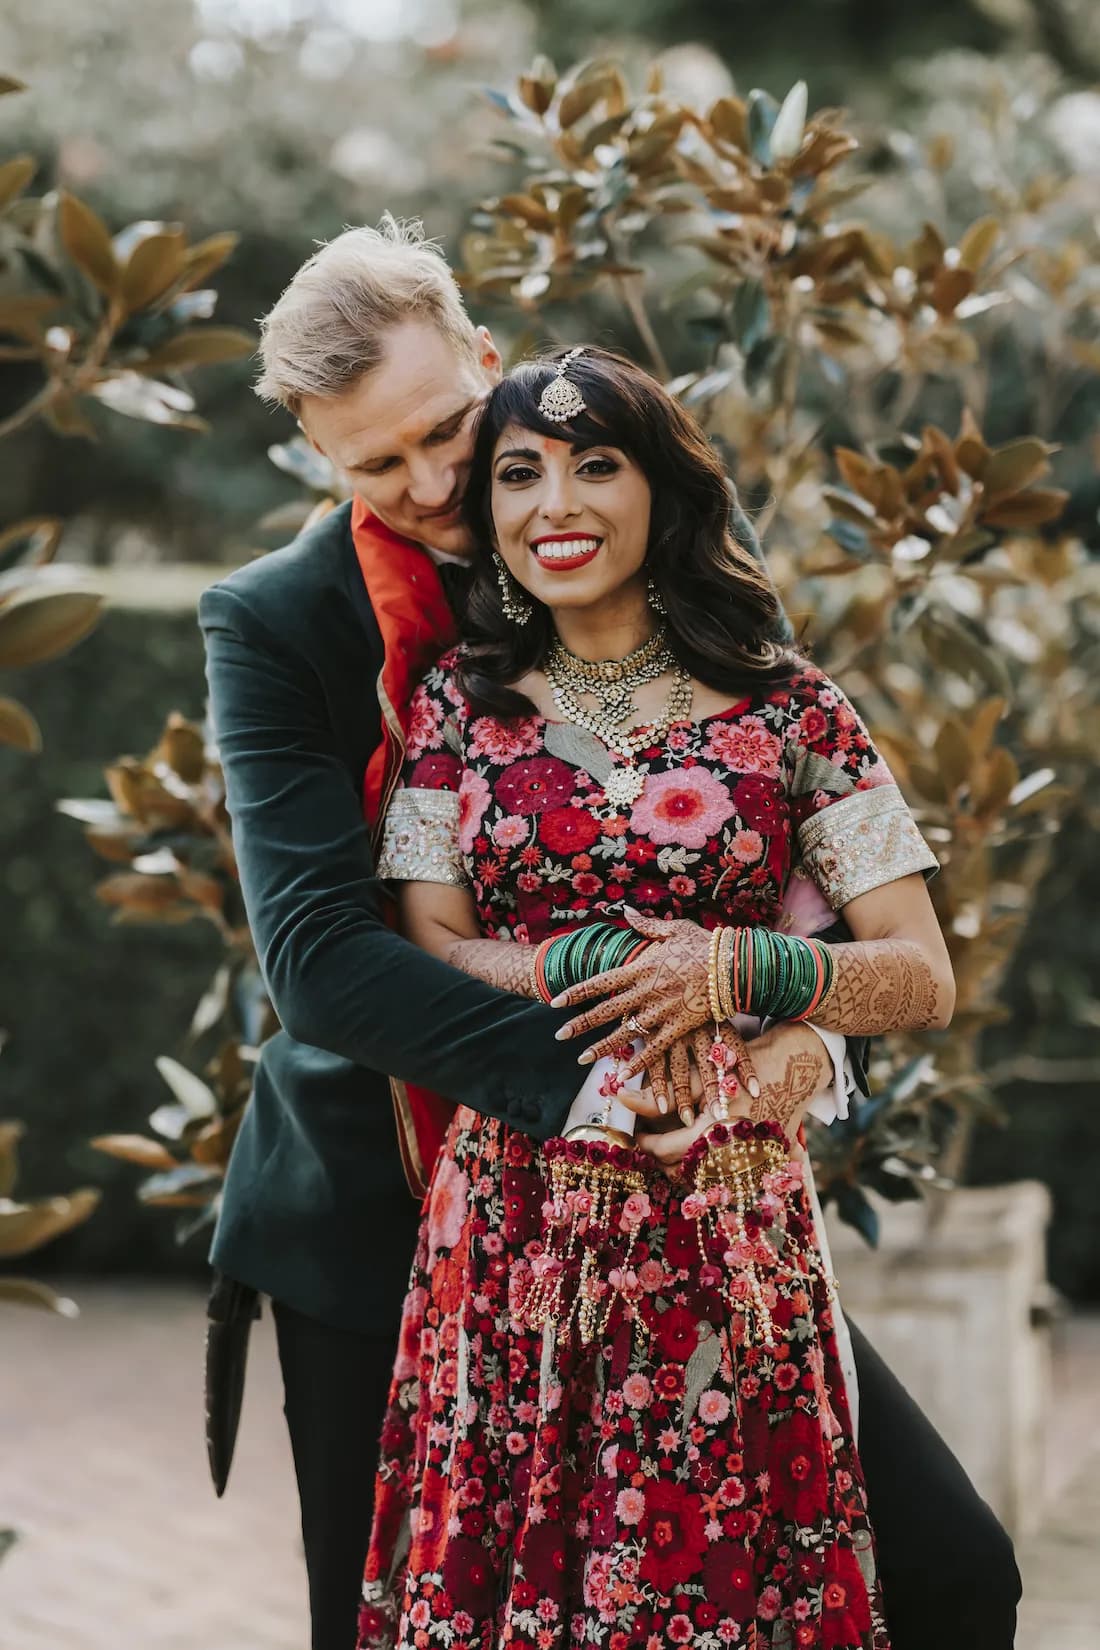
[552,909,713,1075]
[636,1020,831,1176]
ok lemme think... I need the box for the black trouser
[273,1302,1021,1650]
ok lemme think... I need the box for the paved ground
[1,1281,1097,1649]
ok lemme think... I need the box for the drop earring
[647,575,667,617]
[493,551,534,626]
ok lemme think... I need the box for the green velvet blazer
[200,502,595,1331]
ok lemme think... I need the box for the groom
[202,217,1020,1650]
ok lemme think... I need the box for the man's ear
[475,324,504,385]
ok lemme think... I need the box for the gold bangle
[717,926,736,1021]
[814,959,838,1021]
[707,925,726,1025]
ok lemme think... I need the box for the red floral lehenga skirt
[357,1106,889,1650]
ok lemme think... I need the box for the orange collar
[350,495,457,831]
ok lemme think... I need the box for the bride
[357,345,952,1649]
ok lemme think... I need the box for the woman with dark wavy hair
[359,345,953,1649]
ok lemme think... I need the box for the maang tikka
[538,347,588,423]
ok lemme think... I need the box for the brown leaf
[121,230,187,313]
[930,266,974,317]
[0,1188,100,1259]
[517,74,555,117]
[58,191,118,295]
[968,698,1008,760]
[0,516,64,568]
[834,448,875,496]
[137,326,255,372]
[90,1134,179,1170]
[0,295,60,343]
[973,746,1019,816]
[0,586,103,671]
[934,719,973,794]
[558,77,610,129]
[981,488,1068,529]
[154,713,206,783]
[497,194,554,230]
[95,873,186,917]
[958,217,1001,273]
[708,96,748,151]
[954,409,991,479]
[0,1278,79,1315]
[178,232,239,292]
[0,1121,25,1199]
[190,1111,243,1168]
[0,154,35,210]
[0,696,42,752]
[980,438,1055,499]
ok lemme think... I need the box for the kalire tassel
[519,1075,653,1352]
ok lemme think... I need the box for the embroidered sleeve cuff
[797,784,938,911]
[376,786,468,887]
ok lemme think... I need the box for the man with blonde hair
[202,218,1018,1650]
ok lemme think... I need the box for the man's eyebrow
[350,400,477,470]
[424,398,476,440]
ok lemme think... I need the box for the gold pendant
[603,766,646,808]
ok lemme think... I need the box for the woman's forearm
[810,938,952,1034]
[442,937,539,999]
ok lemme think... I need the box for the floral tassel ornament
[679,1039,809,1347]
[519,1067,653,1351]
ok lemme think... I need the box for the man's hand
[636,1020,830,1176]
[552,910,712,1074]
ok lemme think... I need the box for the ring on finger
[625,1015,646,1035]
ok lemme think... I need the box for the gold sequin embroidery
[376,786,467,887]
[798,784,938,910]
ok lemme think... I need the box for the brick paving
[2,1281,1098,1649]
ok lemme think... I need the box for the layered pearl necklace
[545,626,694,808]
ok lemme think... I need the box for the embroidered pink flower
[629,766,735,849]
[457,770,492,855]
[406,685,444,756]
[467,715,542,763]
[698,1389,731,1426]
[492,813,530,848]
[703,714,783,776]
[729,828,764,863]
[621,1373,652,1409]
[615,1486,646,1524]
[426,1152,470,1255]
[668,873,696,897]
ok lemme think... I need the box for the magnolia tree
[0,69,252,1290]
[69,56,1099,1245]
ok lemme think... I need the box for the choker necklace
[545,628,694,809]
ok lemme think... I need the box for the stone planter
[824,1180,1052,1537]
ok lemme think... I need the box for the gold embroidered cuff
[797,785,938,910]
[376,786,467,887]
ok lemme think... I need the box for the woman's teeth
[534,538,601,561]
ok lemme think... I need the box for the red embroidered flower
[821,1545,872,1648]
[702,1541,757,1615]
[517,1521,567,1591]
[538,805,601,854]
[730,774,784,831]
[406,685,444,756]
[769,1408,829,1526]
[442,1534,498,1614]
[494,757,576,816]
[654,1363,686,1401]
[502,1167,544,1245]
[638,1480,708,1593]
[409,752,462,790]
[655,1305,700,1364]
[467,715,542,764]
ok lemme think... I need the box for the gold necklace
[545,632,694,808]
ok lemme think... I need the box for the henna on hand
[445,938,541,999]
[553,910,713,1066]
[814,939,941,1034]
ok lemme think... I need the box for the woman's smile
[529,532,604,571]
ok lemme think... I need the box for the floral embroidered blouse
[377,648,937,939]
